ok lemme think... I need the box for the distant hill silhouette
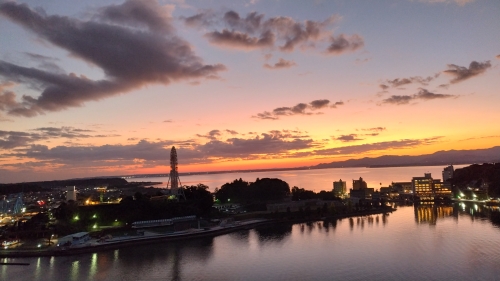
[312,146,500,169]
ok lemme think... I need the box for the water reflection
[414,204,454,225]
[413,202,500,226]
[89,253,97,280]
[254,223,292,243]
[70,260,79,281]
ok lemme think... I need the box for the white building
[442,165,454,183]
[66,186,77,202]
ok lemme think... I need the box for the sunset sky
[0,0,499,183]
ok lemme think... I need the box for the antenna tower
[166,146,186,200]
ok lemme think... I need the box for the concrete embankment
[0,208,395,258]
[0,219,269,258]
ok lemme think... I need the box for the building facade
[333,179,347,198]
[66,186,77,202]
[442,165,454,183]
[412,173,452,201]
[352,177,368,190]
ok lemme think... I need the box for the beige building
[333,179,347,198]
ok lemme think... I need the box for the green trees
[214,178,290,203]
[451,163,500,197]
[291,186,315,201]
[183,184,214,215]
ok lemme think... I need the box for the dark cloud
[443,61,491,84]
[334,134,363,142]
[383,75,438,89]
[379,84,389,90]
[253,111,278,120]
[414,88,455,100]
[183,10,217,28]
[196,129,222,140]
[381,88,455,105]
[0,130,40,149]
[225,129,239,135]
[325,34,364,55]
[205,29,275,50]
[184,10,362,55]
[0,127,120,149]
[197,131,314,158]
[0,1,225,117]
[263,58,296,69]
[273,103,309,115]
[96,0,174,34]
[330,101,344,108]
[253,99,343,120]
[2,128,443,179]
[310,99,330,109]
[381,95,414,105]
[223,11,264,33]
[9,130,315,165]
[295,137,443,157]
[163,119,173,123]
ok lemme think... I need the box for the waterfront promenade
[0,208,394,258]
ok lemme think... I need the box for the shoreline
[0,208,395,258]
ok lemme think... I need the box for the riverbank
[0,208,395,258]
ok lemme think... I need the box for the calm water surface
[2,203,500,281]
[128,165,468,192]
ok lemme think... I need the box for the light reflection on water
[3,203,500,280]
[70,260,79,281]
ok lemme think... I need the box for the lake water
[127,165,467,192]
[2,203,500,281]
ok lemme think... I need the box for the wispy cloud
[0,127,119,149]
[196,129,222,140]
[381,88,456,105]
[443,61,491,84]
[264,58,296,69]
[417,0,475,6]
[361,127,386,132]
[333,134,364,142]
[295,137,443,157]
[380,74,439,90]
[253,99,343,120]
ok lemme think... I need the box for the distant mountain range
[311,146,500,169]
[72,146,500,181]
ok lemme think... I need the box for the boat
[2,239,20,247]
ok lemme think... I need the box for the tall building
[352,177,367,190]
[412,173,452,201]
[333,179,347,198]
[66,186,77,202]
[442,165,454,183]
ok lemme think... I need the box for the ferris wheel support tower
[166,146,186,201]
